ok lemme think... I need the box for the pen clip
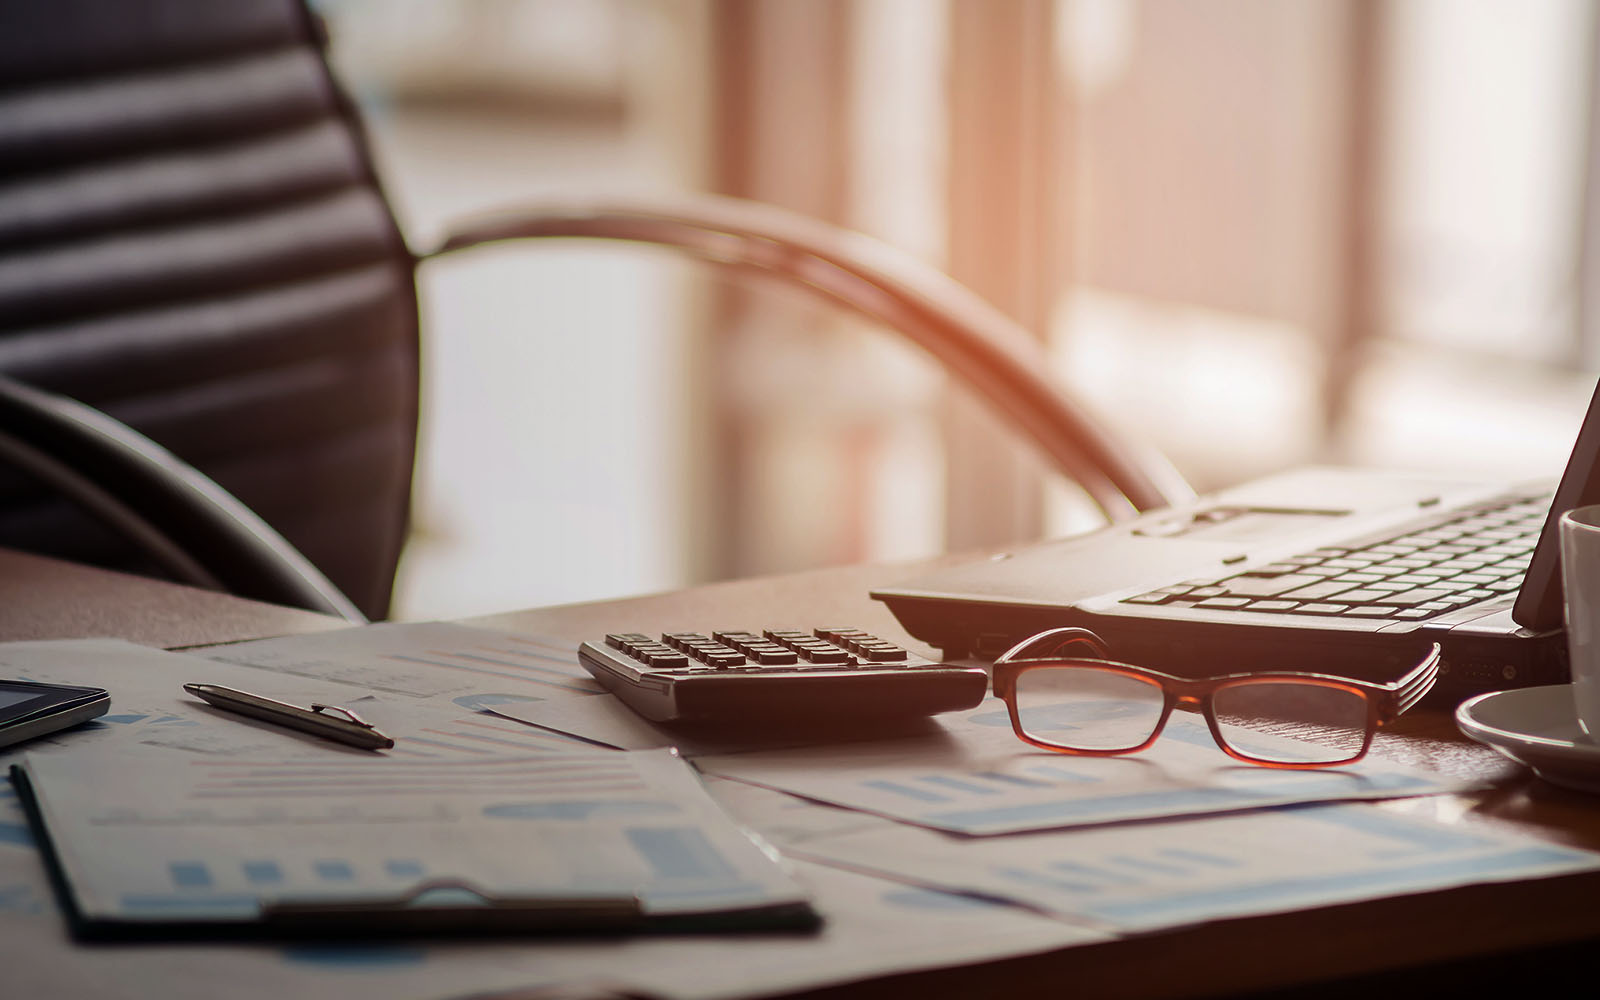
[309,703,376,729]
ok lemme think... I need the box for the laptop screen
[1513,375,1600,631]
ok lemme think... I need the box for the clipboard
[10,748,819,940]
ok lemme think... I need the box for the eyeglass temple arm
[993,627,1111,665]
[1383,644,1442,721]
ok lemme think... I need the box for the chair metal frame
[4,192,1197,619]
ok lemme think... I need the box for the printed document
[204,622,602,700]
[692,697,1483,834]
[783,799,1600,933]
[15,748,812,928]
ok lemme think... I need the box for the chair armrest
[422,192,1194,521]
[0,375,365,622]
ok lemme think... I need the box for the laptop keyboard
[1120,494,1547,621]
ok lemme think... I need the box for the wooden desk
[8,550,1600,998]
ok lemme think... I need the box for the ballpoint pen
[183,683,395,750]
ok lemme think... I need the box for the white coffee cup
[1560,504,1600,736]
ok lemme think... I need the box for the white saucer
[1456,685,1600,794]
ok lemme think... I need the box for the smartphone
[0,680,110,749]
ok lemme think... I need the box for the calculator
[577,627,989,724]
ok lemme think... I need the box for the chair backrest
[0,0,419,619]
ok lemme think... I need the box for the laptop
[872,378,1600,702]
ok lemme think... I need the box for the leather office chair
[0,0,1193,622]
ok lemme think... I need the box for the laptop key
[1216,573,1321,597]
[1124,592,1174,604]
[1326,588,1389,603]
[1296,603,1353,614]
[1197,597,1252,608]
[1254,562,1309,575]
[1297,566,1343,577]
[1384,557,1435,569]
[1376,588,1453,606]
[1280,580,1360,601]
[1244,600,1300,611]
[1329,571,1383,582]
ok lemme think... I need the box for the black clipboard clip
[260,878,644,934]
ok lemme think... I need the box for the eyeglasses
[991,628,1441,769]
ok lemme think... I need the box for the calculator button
[814,627,869,642]
[662,632,710,649]
[763,629,812,644]
[856,645,908,662]
[748,647,799,665]
[796,647,850,664]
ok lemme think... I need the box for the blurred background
[312,0,1600,620]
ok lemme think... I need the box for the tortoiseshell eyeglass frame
[990,627,1442,769]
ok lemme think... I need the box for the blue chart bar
[385,859,425,879]
[918,775,1002,796]
[861,780,949,803]
[243,861,284,885]
[973,770,1052,789]
[169,861,211,889]
[627,827,736,881]
[315,860,355,881]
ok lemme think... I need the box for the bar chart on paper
[695,701,1479,835]
[14,749,817,929]
[790,801,1600,934]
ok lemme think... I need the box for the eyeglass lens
[1012,668,1164,751]
[1210,681,1369,764]
[1013,667,1370,764]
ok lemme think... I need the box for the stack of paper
[5,621,1600,1000]
[13,748,815,937]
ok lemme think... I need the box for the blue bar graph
[314,860,354,881]
[242,861,284,884]
[168,861,211,888]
